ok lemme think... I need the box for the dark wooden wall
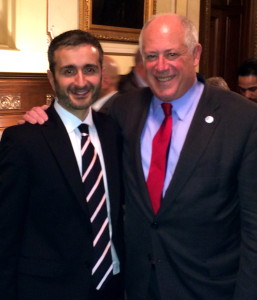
[199,0,257,92]
[0,73,55,138]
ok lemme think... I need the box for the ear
[47,70,56,92]
[193,43,202,67]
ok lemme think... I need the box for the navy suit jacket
[0,106,124,299]
[111,82,257,300]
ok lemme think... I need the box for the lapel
[130,89,156,213]
[40,106,89,217]
[159,84,221,213]
[92,111,121,222]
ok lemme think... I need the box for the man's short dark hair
[238,58,257,77]
[48,30,103,73]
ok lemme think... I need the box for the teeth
[157,76,172,82]
[74,90,89,95]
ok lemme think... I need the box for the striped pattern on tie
[78,124,113,290]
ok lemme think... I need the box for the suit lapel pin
[205,116,214,123]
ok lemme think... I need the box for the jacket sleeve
[0,127,30,299]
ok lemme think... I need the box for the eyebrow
[61,64,99,69]
[61,65,75,69]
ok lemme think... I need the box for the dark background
[92,0,144,29]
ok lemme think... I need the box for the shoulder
[112,87,152,107]
[92,110,119,132]
[0,123,44,164]
[118,70,134,85]
[118,70,141,93]
[1,122,41,142]
[201,84,257,129]
[0,123,46,157]
[113,87,152,112]
[1,106,59,147]
[203,83,257,110]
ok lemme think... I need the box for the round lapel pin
[205,116,214,123]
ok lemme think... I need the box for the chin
[155,91,176,102]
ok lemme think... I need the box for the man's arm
[19,104,49,124]
[0,128,30,298]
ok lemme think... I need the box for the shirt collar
[92,91,118,111]
[152,80,204,121]
[54,99,93,133]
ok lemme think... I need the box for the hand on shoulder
[18,105,49,125]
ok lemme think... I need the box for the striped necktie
[78,124,113,290]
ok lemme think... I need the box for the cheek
[144,62,156,72]
[55,76,71,88]
[90,75,102,87]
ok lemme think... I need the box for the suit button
[151,221,159,229]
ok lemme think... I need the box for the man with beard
[0,30,124,300]
[19,14,257,300]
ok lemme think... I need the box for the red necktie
[146,103,172,214]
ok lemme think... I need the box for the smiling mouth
[157,75,175,82]
[70,89,90,98]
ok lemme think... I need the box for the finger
[22,105,49,124]
[41,104,49,111]
[17,119,25,125]
[32,106,49,121]
[22,113,40,124]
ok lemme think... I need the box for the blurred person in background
[118,49,147,93]
[92,55,120,114]
[206,76,230,90]
[237,58,257,102]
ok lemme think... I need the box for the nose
[155,55,168,72]
[74,71,87,86]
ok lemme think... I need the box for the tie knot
[78,123,89,134]
[161,103,172,117]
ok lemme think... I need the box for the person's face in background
[238,75,257,103]
[99,56,119,98]
[141,15,202,102]
[48,44,102,120]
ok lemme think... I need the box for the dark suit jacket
[118,70,141,94]
[0,106,124,300]
[110,83,257,300]
[99,92,122,115]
